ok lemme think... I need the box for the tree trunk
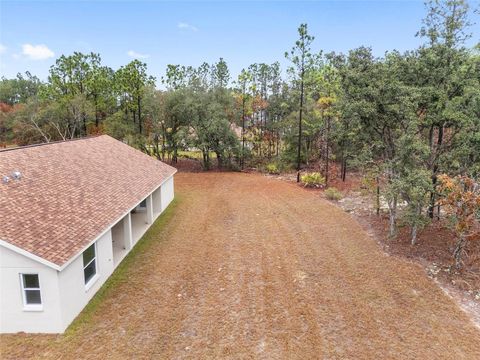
[241,98,246,169]
[388,195,397,237]
[276,131,280,157]
[259,110,263,157]
[325,117,330,188]
[296,72,304,183]
[411,204,422,245]
[340,150,344,181]
[202,149,210,170]
[82,113,87,135]
[411,225,418,245]
[161,129,166,161]
[376,177,380,216]
[153,134,161,160]
[172,146,178,164]
[216,151,223,169]
[138,96,142,134]
[428,174,437,219]
[94,95,99,127]
[428,125,444,218]
[453,235,466,269]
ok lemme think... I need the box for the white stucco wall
[57,230,114,331]
[0,246,62,333]
[152,186,162,214]
[160,176,174,212]
[0,231,114,333]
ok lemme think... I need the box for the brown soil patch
[361,214,480,325]
[1,172,479,359]
[366,215,480,293]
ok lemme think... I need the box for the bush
[265,163,279,174]
[300,172,325,188]
[324,187,343,201]
[277,160,294,173]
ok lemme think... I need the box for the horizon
[1,0,479,86]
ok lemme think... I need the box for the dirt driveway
[2,172,480,359]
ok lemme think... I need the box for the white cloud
[0,44,6,54]
[127,50,150,59]
[178,22,198,32]
[21,44,54,60]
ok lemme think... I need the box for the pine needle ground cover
[2,173,479,359]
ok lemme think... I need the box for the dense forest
[1,1,479,265]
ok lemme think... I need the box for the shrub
[300,172,325,188]
[438,174,480,269]
[266,163,279,174]
[324,187,343,201]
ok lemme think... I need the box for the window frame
[83,243,98,290]
[20,273,43,311]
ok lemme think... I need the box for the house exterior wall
[57,230,114,331]
[152,187,162,214]
[0,231,114,334]
[0,174,175,334]
[160,176,174,212]
[0,246,62,333]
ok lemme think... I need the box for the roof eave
[0,238,61,271]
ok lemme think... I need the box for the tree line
[1,0,479,261]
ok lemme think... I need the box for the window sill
[85,274,99,292]
[23,305,43,312]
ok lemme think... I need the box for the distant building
[0,135,176,333]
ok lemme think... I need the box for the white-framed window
[83,243,97,286]
[20,273,42,310]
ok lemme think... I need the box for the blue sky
[0,0,479,85]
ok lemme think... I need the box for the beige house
[0,135,176,333]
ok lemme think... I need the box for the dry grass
[1,172,479,359]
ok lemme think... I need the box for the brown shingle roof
[0,135,176,267]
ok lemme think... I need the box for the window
[83,244,97,285]
[21,274,42,308]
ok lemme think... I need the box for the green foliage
[265,163,279,174]
[0,72,41,105]
[324,187,343,201]
[301,172,325,187]
[103,111,134,140]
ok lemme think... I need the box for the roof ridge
[0,135,105,153]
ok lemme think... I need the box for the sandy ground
[2,172,480,359]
